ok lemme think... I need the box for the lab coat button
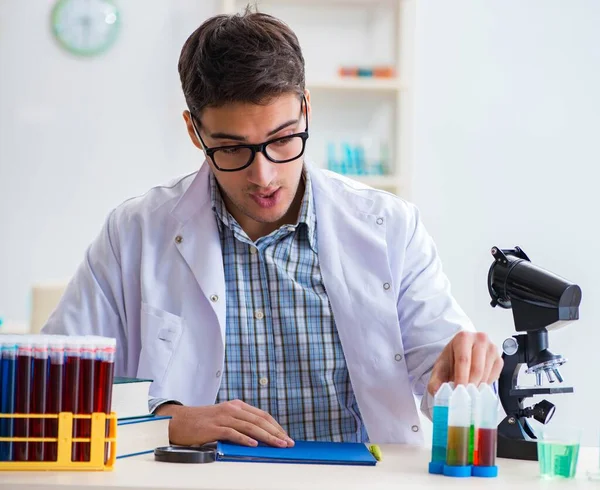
[259,377,268,386]
[376,217,384,225]
[255,310,264,320]
[412,425,419,432]
[175,235,183,244]
[395,354,403,362]
[210,294,219,303]
[383,282,391,290]
[216,370,221,377]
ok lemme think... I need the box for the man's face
[184,92,310,238]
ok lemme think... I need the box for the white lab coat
[42,161,474,445]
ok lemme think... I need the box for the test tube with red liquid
[45,336,65,462]
[471,384,499,478]
[14,336,33,461]
[94,337,116,463]
[29,338,48,461]
[63,337,81,462]
[74,337,96,462]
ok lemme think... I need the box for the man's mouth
[250,188,282,208]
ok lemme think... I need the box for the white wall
[414,0,600,446]
[0,0,218,323]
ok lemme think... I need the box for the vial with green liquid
[466,383,480,465]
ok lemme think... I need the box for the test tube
[63,337,81,462]
[428,382,454,474]
[76,337,96,462]
[472,383,499,477]
[467,383,481,466]
[45,336,65,462]
[14,336,33,461]
[0,336,17,461]
[94,337,116,463]
[29,337,49,461]
[443,384,472,477]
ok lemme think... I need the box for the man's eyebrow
[209,118,299,142]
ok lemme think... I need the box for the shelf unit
[219,0,414,197]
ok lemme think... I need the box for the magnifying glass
[154,445,217,464]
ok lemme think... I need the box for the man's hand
[427,331,503,396]
[155,399,295,448]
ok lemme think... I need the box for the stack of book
[112,377,170,459]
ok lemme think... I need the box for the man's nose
[247,151,276,187]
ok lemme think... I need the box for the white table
[1,445,599,490]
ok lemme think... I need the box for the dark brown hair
[178,7,305,120]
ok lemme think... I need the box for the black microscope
[487,246,582,461]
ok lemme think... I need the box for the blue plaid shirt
[211,170,368,442]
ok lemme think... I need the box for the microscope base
[497,433,538,461]
[496,416,539,461]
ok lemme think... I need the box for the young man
[42,10,502,448]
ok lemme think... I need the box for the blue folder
[216,440,377,466]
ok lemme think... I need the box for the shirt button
[395,353,403,362]
[259,377,269,386]
[376,217,384,225]
[255,310,264,320]
[250,247,257,255]
[216,370,221,377]
[383,282,391,290]
[286,226,295,232]
[175,235,183,244]
[210,294,219,303]
[412,425,419,432]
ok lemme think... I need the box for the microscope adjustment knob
[502,337,519,356]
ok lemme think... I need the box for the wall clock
[51,0,121,57]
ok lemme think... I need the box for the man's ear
[304,89,312,124]
[183,110,203,150]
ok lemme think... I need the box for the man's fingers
[427,369,443,396]
[218,426,258,447]
[487,356,504,384]
[238,402,294,445]
[469,335,488,386]
[481,343,499,383]
[227,416,289,447]
[452,332,474,386]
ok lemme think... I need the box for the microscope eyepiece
[488,246,582,332]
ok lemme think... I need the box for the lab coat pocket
[138,303,184,387]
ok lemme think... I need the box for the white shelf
[334,174,400,189]
[307,78,404,93]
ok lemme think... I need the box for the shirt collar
[209,168,317,251]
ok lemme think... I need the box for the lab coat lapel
[309,165,401,442]
[170,164,226,345]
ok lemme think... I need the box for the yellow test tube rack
[0,412,117,471]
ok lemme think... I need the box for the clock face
[51,0,120,57]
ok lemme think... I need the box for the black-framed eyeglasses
[190,94,309,172]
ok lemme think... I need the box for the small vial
[93,337,116,463]
[76,337,96,462]
[472,384,499,477]
[14,335,33,461]
[467,383,481,466]
[30,337,49,461]
[428,382,453,474]
[46,335,65,462]
[443,385,472,477]
[63,337,81,462]
[0,336,18,461]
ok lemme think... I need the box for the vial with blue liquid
[428,382,453,474]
